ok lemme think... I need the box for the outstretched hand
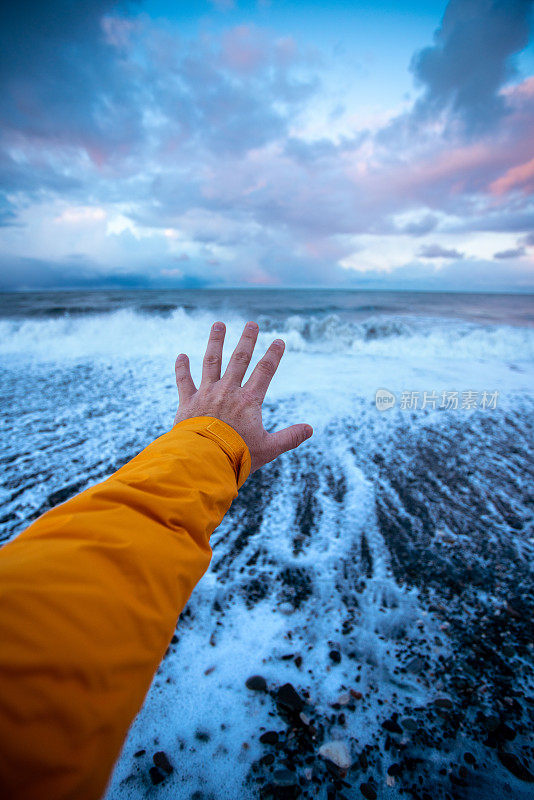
[174,321,313,474]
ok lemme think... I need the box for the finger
[266,423,313,462]
[243,338,284,402]
[201,321,226,385]
[222,321,259,386]
[175,354,197,402]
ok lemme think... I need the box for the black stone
[133,749,145,757]
[433,697,453,710]
[406,656,425,674]
[382,718,402,735]
[277,683,304,712]
[497,751,534,782]
[153,751,173,774]
[260,730,280,745]
[273,768,297,786]
[149,766,165,785]
[246,675,268,692]
[360,781,377,800]
[329,650,342,664]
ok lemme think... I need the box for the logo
[375,388,396,412]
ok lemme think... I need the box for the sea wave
[0,306,533,363]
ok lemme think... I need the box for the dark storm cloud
[0,1,142,150]
[410,0,534,134]
[418,243,465,259]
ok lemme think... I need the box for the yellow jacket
[0,416,251,800]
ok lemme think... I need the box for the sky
[0,0,533,291]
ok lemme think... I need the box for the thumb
[268,423,313,460]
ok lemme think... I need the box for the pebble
[273,767,297,786]
[482,712,500,731]
[153,751,173,774]
[401,717,418,732]
[382,718,402,735]
[360,781,377,799]
[149,766,165,785]
[329,649,342,664]
[433,697,453,709]
[497,751,534,782]
[277,682,304,711]
[246,675,267,692]
[406,655,425,673]
[318,740,352,770]
[260,730,279,745]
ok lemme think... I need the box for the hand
[173,321,313,474]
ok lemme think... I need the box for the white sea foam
[1,307,533,363]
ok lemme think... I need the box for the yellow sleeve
[0,416,250,800]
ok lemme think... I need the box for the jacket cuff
[173,416,252,488]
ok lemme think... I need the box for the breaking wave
[0,307,532,363]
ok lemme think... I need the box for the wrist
[173,416,251,488]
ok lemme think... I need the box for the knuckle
[233,350,250,365]
[257,358,275,375]
[204,353,221,367]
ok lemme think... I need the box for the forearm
[0,416,250,800]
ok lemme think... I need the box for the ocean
[1,289,533,799]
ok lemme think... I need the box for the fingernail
[213,322,225,331]
[246,321,258,330]
[273,339,284,347]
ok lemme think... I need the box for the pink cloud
[490,157,534,196]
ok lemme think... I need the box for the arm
[0,321,312,800]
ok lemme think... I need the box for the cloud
[418,244,465,259]
[0,1,533,290]
[0,1,142,152]
[410,0,534,134]
[490,156,534,194]
[493,245,526,258]
[399,214,439,237]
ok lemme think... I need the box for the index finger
[243,338,285,402]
